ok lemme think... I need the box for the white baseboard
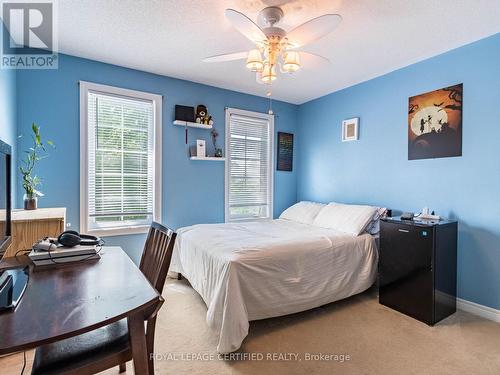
[457,298,500,323]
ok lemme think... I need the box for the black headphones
[57,230,103,247]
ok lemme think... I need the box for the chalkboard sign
[277,132,293,171]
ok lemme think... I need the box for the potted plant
[19,123,54,210]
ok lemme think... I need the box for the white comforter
[170,219,378,353]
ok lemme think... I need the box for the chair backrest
[139,222,177,293]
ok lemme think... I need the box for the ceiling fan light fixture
[283,51,301,73]
[246,49,264,72]
[261,63,277,84]
[204,7,338,85]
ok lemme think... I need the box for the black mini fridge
[378,216,457,325]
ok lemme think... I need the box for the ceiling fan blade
[299,51,331,69]
[202,51,249,63]
[287,14,342,48]
[225,8,267,43]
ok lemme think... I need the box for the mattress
[170,219,378,353]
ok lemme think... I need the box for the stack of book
[28,245,100,266]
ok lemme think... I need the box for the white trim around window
[225,107,274,223]
[79,81,162,237]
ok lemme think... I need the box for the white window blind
[225,108,274,222]
[80,82,162,236]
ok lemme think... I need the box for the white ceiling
[58,0,500,104]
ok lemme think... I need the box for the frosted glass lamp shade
[246,49,264,72]
[283,51,301,73]
[261,64,277,83]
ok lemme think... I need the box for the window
[225,108,274,222]
[80,81,162,236]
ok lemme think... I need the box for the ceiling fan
[203,6,342,84]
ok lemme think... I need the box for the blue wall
[297,33,500,309]
[16,54,298,263]
[13,33,500,309]
[0,68,17,200]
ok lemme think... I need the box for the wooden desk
[0,247,160,374]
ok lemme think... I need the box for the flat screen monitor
[0,139,12,260]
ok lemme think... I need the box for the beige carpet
[3,278,500,375]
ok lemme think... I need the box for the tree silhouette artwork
[408,83,463,160]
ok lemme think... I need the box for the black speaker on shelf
[175,105,195,122]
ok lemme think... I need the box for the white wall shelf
[173,120,213,130]
[190,156,225,161]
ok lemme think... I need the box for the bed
[170,201,382,353]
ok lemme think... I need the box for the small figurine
[211,128,223,157]
[195,105,208,124]
[195,105,214,126]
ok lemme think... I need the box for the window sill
[86,225,150,238]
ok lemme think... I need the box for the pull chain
[267,91,274,115]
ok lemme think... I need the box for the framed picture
[408,83,462,160]
[277,132,293,171]
[342,118,359,142]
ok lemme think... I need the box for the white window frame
[225,107,274,223]
[79,81,162,237]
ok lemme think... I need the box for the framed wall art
[277,132,293,171]
[408,83,463,160]
[342,118,359,142]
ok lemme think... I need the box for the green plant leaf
[21,122,51,192]
[34,189,44,197]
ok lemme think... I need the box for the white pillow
[279,201,326,225]
[365,207,387,235]
[312,203,377,235]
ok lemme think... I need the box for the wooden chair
[31,222,177,375]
